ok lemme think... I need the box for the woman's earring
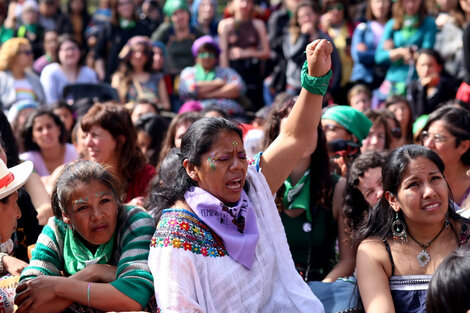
[391,211,407,243]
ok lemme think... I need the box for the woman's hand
[127,196,145,208]
[301,22,315,35]
[90,264,117,283]
[389,47,413,63]
[356,42,367,52]
[305,39,333,77]
[71,264,117,283]
[383,39,395,50]
[421,73,440,87]
[320,13,333,31]
[15,276,62,313]
[3,255,27,276]
[229,47,244,60]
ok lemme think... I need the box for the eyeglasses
[420,131,449,144]
[18,50,32,56]
[327,3,344,10]
[323,124,346,132]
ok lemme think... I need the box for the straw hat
[0,160,33,200]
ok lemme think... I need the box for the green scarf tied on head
[63,227,115,275]
[283,170,312,222]
[402,15,419,39]
[195,63,216,81]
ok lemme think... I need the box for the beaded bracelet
[87,282,92,307]
[300,60,332,96]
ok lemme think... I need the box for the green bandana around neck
[119,18,136,30]
[18,24,38,38]
[195,63,216,81]
[402,15,419,39]
[63,226,115,275]
[283,170,312,222]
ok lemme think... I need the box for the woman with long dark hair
[420,105,470,211]
[112,36,170,110]
[147,39,332,312]
[263,93,354,282]
[20,109,78,177]
[356,145,470,312]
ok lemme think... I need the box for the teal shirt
[375,16,437,83]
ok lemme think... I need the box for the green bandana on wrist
[119,18,136,30]
[63,226,115,275]
[283,170,312,222]
[301,61,332,96]
[195,63,216,81]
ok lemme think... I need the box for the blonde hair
[0,38,31,71]
[347,84,371,104]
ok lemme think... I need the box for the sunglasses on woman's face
[18,50,33,56]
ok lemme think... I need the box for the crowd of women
[0,0,469,312]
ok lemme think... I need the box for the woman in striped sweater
[14,160,156,313]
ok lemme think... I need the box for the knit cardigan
[20,205,155,308]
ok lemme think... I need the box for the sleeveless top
[227,20,259,50]
[383,221,470,313]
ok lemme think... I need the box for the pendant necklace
[407,222,446,267]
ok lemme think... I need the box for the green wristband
[300,60,332,96]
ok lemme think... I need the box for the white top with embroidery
[148,166,325,313]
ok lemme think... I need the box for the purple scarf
[184,186,259,269]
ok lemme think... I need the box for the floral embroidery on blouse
[151,209,228,257]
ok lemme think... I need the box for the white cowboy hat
[0,160,33,200]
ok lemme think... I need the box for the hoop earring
[391,212,407,243]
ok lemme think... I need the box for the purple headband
[191,35,220,58]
